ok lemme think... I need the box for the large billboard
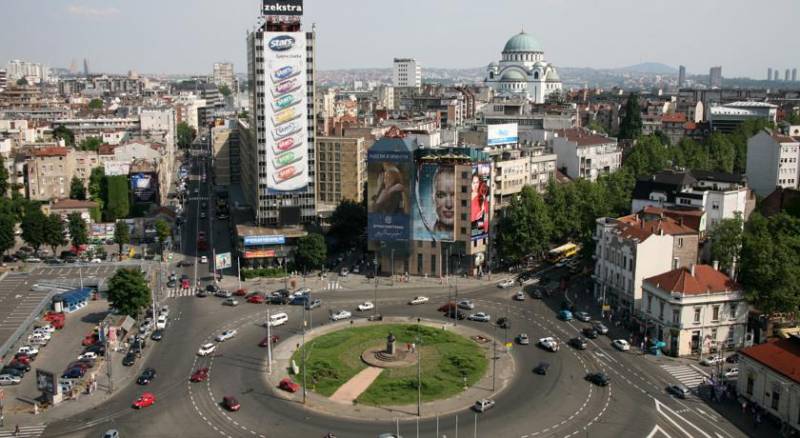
[367,150,411,241]
[215,252,232,269]
[412,163,455,242]
[264,32,308,193]
[262,0,303,16]
[131,173,157,203]
[244,235,286,246]
[104,161,130,177]
[487,123,519,146]
[470,163,491,240]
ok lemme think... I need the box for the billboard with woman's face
[470,163,491,240]
[412,163,455,242]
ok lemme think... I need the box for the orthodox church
[485,31,563,104]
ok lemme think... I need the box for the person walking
[14,424,20,436]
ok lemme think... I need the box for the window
[461,185,467,193]
[672,257,679,269]
[430,241,436,248]
[712,306,720,322]
[677,238,684,248]
[746,376,754,395]
[711,328,717,341]
[672,310,680,325]
[694,308,701,323]
[659,301,664,320]
[730,303,737,319]
[431,255,436,274]
[771,386,780,410]
[417,254,423,273]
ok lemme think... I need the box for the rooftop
[50,199,99,210]
[644,265,740,295]
[661,113,687,123]
[739,336,800,385]
[553,128,617,147]
[614,212,697,241]
[32,147,68,158]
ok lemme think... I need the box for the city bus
[547,242,579,264]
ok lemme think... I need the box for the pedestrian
[411,343,416,353]
[741,400,747,413]
[14,424,19,436]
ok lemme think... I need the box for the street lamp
[416,317,422,417]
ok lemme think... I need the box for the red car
[133,392,156,409]
[190,368,209,383]
[258,335,280,347]
[222,396,240,411]
[279,378,300,393]
[181,279,191,290]
[437,302,457,312]
[247,294,265,304]
[82,333,98,347]
[234,288,247,297]
[13,355,31,365]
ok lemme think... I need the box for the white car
[723,367,739,379]
[517,333,530,345]
[90,258,102,263]
[35,324,55,334]
[215,329,237,342]
[473,398,496,413]
[458,299,475,310]
[612,339,631,351]
[197,343,216,356]
[357,301,375,311]
[497,279,515,289]
[156,316,167,330]
[18,346,39,356]
[330,310,352,321]
[29,332,51,342]
[408,296,429,305]
[538,337,559,352]
[468,312,491,322]
[700,355,724,366]
[78,352,98,361]
[0,375,21,386]
[513,291,526,301]
[200,256,208,264]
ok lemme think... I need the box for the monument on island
[361,331,418,368]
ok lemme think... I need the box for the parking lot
[0,272,55,359]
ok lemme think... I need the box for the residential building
[316,136,367,207]
[660,112,688,144]
[642,264,747,357]
[746,130,799,196]
[678,65,686,88]
[593,211,699,319]
[551,128,621,181]
[737,336,800,434]
[393,58,421,89]
[0,69,6,91]
[172,93,207,130]
[759,187,800,217]
[211,123,233,186]
[213,62,235,89]
[58,75,145,96]
[768,68,773,81]
[25,147,74,201]
[42,199,99,224]
[786,69,791,82]
[488,146,556,210]
[709,66,722,88]
[6,59,49,84]
[709,101,778,134]
[485,32,563,104]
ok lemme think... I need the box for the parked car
[516,333,530,345]
[700,355,724,366]
[17,346,39,356]
[497,279,515,288]
[667,384,691,398]
[190,368,209,383]
[574,311,592,322]
[133,392,156,409]
[611,339,630,351]
[222,396,240,411]
[0,374,21,386]
[78,352,98,361]
[247,294,265,304]
[723,368,739,379]
[473,399,496,413]
[279,378,300,393]
[468,312,491,322]
[62,367,86,379]
[137,368,157,385]
[223,298,239,307]
[122,352,137,367]
[150,330,164,341]
[569,337,588,350]
[586,372,610,386]
[538,337,559,352]
[357,301,375,311]
[513,291,526,301]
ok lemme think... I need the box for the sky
[1,0,798,78]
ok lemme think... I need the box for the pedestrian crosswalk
[187,196,210,201]
[166,288,196,298]
[0,424,47,437]
[660,364,708,389]
[322,281,342,291]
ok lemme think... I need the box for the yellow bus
[547,243,579,263]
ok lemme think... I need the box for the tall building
[83,58,90,76]
[6,59,48,84]
[213,62,235,89]
[774,70,780,81]
[785,69,791,81]
[485,31,563,104]
[244,0,316,226]
[0,69,6,91]
[709,66,722,88]
[793,68,798,82]
[393,58,421,88]
[746,130,800,197]
[678,65,686,87]
[767,68,773,81]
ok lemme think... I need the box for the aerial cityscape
[0,0,799,437]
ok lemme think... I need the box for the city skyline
[1,0,798,77]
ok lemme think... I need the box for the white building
[746,130,800,197]
[485,32,563,104]
[709,101,778,133]
[6,59,49,84]
[642,264,747,357]
[172,93,207,131]
[737,336,800,434]
[393,58,421,88]
[551,128,621,181]
[213,62,235,89]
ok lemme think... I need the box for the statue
[386,332,396,356]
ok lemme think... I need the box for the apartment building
[746,130,799,197]
[26,147,74,201]
[316,136,367,207]
[393,58,421,89]
[551,128,621,181]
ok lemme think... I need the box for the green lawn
[291,324,487,406]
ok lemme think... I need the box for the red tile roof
[684,121,697,130]
[98,144,115,155]
[50,199,99,210]
[32,147,68,158]
[614,213,697,241]
[661,113,687,123]
[772,134,798,144]
[644,265,740,295]
[553,128,616,147]
[740,337,800,384]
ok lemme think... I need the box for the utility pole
[417,317,422,417]
[373,256,378,319]
[105,322,113,394]
[267,308,273,374]
[302,305,307,404]
[391,248,395,286]
[492,322,497,392]
[236,256,242,291]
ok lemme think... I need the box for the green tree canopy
[88,99,103,110]
[294,233,327,271]
[69,176,87,200]
[329,200,367,249]
[623,134,670,177]
[177,122,196,149]
[107,268,151,318]
[78,137,103,151]
[52,125,75,147]
[0,154,9,197]
[44,213,67,255]
[114,220,130,259]
[154,219,171,253]
[218,84,232,97]
[21,206,47,253]
[618,93,643,140]
[495,186,553,263]
[0,214,15,255]
[104,175,130,220]
[67,213,88,249]
[709,213,743,273]
[16,78,28,86]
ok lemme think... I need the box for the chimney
[712,260,719,271]
[690,263,696,276]
[728,259,737,280]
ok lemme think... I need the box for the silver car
[667,384,691,399]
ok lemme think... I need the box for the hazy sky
[2,0,797,77]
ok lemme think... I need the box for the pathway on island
[329,366,384,404]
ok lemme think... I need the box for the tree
[707,133,735,173]
[88,99,103,110]
[21,206,47,254]
[495,186,553,263]
[69,176,87,200]
[44,213,67,256]
[618,93,643,140]
[586,120,607,134]
[16,78,28,86]
[329,200,367,249]
[52,125,75,147]
[622,134,669,177]
[88,167,105,221]
[709,213,743,273]
[177,122,196,149]
[114,220,130,260]
[107,268,151,318]
[154,219,171,254]
[78,137,102,151]
[218,84,232,97]
[0,154,9,197]
[67,213,88,250]
[105,175,130,220]
[294,233,327,271]
[544,179,576,241]
[0,214,15,256]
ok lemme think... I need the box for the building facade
[485,32,563,104]
[393,58,421,89]
[551,128,621,181]
[25,147,74,201]
[316,136,367,206]
[746,130,800,197]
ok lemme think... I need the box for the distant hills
[612,62,678,75]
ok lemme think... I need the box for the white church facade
[486,31,563,104]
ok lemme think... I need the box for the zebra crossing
[660,364,708,389]
[166,287,196,298]
[187,196,210,201]
[0,424,47,437]
[321,281,342,291]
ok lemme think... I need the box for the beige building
[26,147,74,201]
[42,199,99,224]
[552,128,621,181]
[211,125,232,186]
[316,136,367,206]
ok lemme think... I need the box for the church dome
[503,32,543,53]
[545,68,561,81]
[500,69,527,81]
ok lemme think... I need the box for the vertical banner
[264,32,308,192]
[367,150,411,241]
[412,163,455,242]
[470,163,491,240]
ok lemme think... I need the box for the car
[533,362,550,375]
[667,384,691,398]
[247,294,265,304]
[582,327,599,339]
[438,302,457,312]
[190,368,209,382]
[90,258,103,263]
[17,346,38,356]
[137,368,157,385]
[592,322,609,335]
[339,268,349,277]
[62,367,86,379]
[197,343,216,356]
[473,398,496,413]
[215,330,237,342]
[156,316,167,330]
[86,344,106,356]
[234,288,248,297]
[200,212,206,219]
[357,301,375,311]
[12,355,31,366]
[206,284,220,293]
[511,290,526,301]
[122,352,137,367]
[223,298,239,307]
[538,337,559,352]
[35,324,55,334]
[496,317,510,329]
[700,355,724,366]
[103,430,120,438]
[279,377,300,393]
[0,374,21,386]
[408,296,429,305]
[330,310,352,321]
[468,312,491,322]
[569,337,588,350]
[586,372,610,386]
[457,299,475,310]
[723,367,739,379]
[726,353,740,364]
[181,279,191,290]
[167,280,178,288]
[222,396,240,411]
[150,330,164,341]
[444,309,466,320]
[215,289,232,298]
[200,256,208,264]
[558,310,573,321]
[67,360,92,370]
[133,392,156,409]
[497,278,515,288]
[575,311,592,322]
[7,361,30,372]
[78,352,98,361]
[516,333,530,345]
[259,335,280,347]
[24,257,43,263]
[305,299,321,310]
[611,339,631,351]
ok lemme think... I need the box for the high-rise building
[393,58,422,88]
[709,66,722,88]
[767,68,773,81]
[774,70,780,81]
[0,69,6,91]
[678,65,686,87]
[83,58,90,76]
[793,68,798,82]
[6,59,48,84]
[786,69,791,81]
[213,62,235,89]
[243,0,316,226]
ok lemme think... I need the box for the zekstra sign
[262,0,303,16]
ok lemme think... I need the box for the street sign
[602,304,611,311]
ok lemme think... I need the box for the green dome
[503,32,543,53]
[500,69,527,81]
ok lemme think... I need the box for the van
[267,312,288,327]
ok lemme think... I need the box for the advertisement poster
[487,123,519,146]
[244,235,286,246]
[412,163,455,242]
[131,173,156,203]
[264,32,308,192]
[244,249,276,259]
[367,150,411,241]
[470,164,491,240]
[215,252,232,269]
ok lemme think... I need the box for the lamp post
[416,317,422,417]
